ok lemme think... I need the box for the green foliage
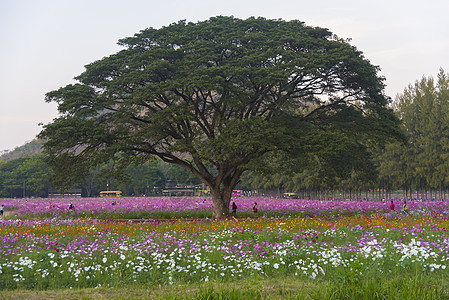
[0,155,51,197]
[0,156,166,198]
[158,162,201,186]
[118,160,166,195]
[242,69,449,195]
[377,68,449,192]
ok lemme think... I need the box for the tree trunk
[210,185,233,219]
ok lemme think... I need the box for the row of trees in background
[1,69,448,199]
[0,156,200,198]
[0,155,51,198]
[0,154,377,199]
[377,69,449,199]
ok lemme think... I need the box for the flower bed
[0,202,448,292]
[2,196,449,219]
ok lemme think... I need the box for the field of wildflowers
[1,197,449,299]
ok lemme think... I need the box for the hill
[0,139,43,161]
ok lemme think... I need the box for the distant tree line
[1,69,448,199]
[0,155,51,198]
[376,69,449,200]
[0,156,201,198]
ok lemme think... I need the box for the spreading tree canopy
[39,16,401,217]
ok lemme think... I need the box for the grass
[1,277,447,299]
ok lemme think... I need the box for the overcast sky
[1,0,448,152]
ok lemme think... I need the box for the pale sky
[1,0,448,152]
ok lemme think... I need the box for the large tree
[40,16,401,217]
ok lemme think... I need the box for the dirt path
[1,211,12,218]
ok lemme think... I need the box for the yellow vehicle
[100,191,122,198]
[283,192,298,199]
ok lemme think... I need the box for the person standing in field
[390,201,395,212]
[402,200,408,214]
[231,201,237,216]
[0,204,4,216]
[253,202,258,217]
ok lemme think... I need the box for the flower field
[3,196,449,219]
[1,197,449,298]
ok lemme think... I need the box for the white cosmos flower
[103,257,107,264]
[273,263,279,269]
